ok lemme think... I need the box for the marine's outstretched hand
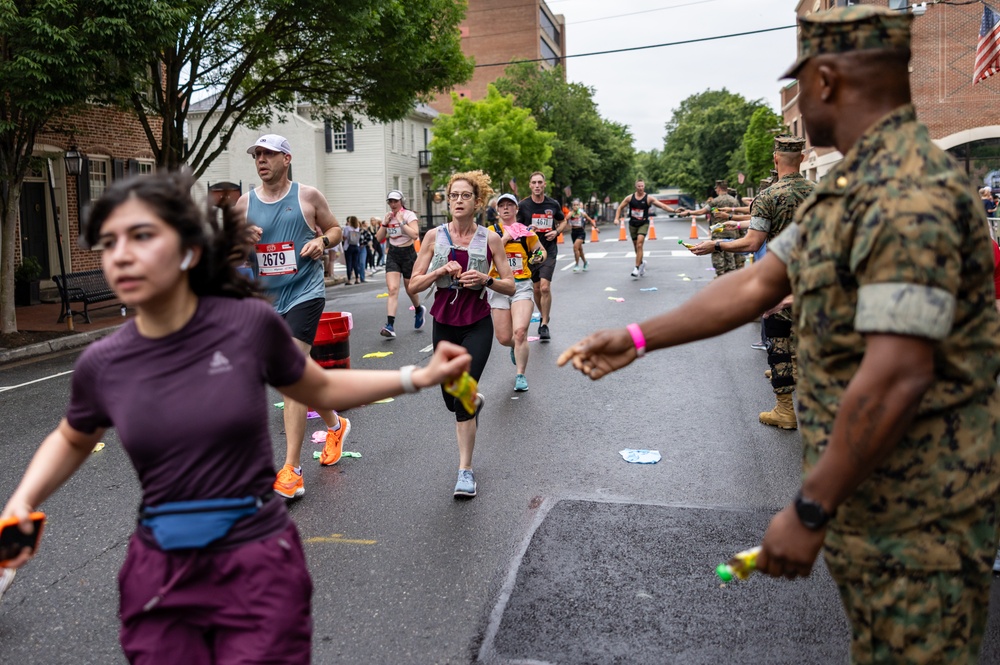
[557,328,637,380]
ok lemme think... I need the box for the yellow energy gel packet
[445,372,479,415]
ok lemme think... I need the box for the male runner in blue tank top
[235,134,349,499]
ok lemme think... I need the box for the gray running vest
[248,182,325,314]
[429,224,490,292]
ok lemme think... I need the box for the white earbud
[180,249,194,271]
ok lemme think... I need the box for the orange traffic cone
[590,225,599,243]
[618,221,627,241]
[647,218,657,240]
[557,232,564,245]
[688,217,698,240]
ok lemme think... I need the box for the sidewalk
[0,300,126,365]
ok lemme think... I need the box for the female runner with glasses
[408,171,515,498]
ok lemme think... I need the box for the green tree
[128,0,473,175]
[494,63,635,203]
[428,85,554,194]
[739,106,787,190]
[658,89,767,197]
[0,0,177,333]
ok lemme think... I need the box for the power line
[569,0,723,25]
[473,24,797,68]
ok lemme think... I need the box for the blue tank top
[248,182,325,314]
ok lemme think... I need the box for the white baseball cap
[386,190,404,200]
[247,134,291,155]
[496,193,519,207]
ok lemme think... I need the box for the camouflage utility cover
[782,4,913,79]
[769,105,1000,566]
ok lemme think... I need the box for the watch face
[795,494,830,530]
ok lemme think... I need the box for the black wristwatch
[794,491,834,530]
[485,277,494,288]
[714,241,722,253]
[321,235,331,248]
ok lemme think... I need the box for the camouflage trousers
[711,228,742,276]
[824,498,999,664]
[765,308,796,395]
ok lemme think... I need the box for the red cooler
[311,311,352,369]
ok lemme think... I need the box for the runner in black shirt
[613,179,678,279]
[516,171,565,342]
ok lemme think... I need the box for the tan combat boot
[759,393,797,429]
[764,369,772,380]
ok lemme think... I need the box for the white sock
[329,414,341,432]
[293,466,302,475]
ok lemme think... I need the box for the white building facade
[187,102,440,224]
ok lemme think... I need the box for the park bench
[52,269,123,324]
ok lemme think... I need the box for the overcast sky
[554,0,799,151]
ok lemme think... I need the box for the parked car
[650,188,695,217]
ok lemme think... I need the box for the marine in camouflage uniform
[766,6,1000,662]
[749,137,816,430]
[680,180,741,277]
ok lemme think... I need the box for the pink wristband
[626,323,646,358]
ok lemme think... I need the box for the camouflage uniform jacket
[769,105,1000,567]
[749,172,816,243]
[709,194,740,239]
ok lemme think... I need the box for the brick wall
[15,104,161,274]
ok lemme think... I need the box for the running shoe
[630,267,640,279]
[750,342,768,350]
[639,260,647,277]
[583,261,589,272]
[380,323,396,338]
[474,393,485,427]
[510,347,516,365]
[414,305,426,330]
[320,416,351,466]
[573,264,581,273]
[274,464,304,499]
[0,568,15,605]
[538,324,550,342]
[454,469,477,498]
[531,312,541,323]
[514,374,528,392]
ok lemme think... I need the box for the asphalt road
[2,217,1000,664]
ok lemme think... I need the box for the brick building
[782,0,1000,187]
[15,106,159,286]
[430,0,566,115]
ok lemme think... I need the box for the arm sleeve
[748,194,773,234]
[256,304,308,387]
[767,223,799,266]
[852,191,961,340]
[65,347,113,434]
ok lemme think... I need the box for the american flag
[509,177,518,196]
[975,4,1000,84]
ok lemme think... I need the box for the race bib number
[532,213,554,230]
[507,252,525,277]
[569,215,583,228]
[388,223,403,238]
[630,209,645,220]
[256,241,298,276]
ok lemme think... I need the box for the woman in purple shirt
[0,172,470,664]
[409,171,515,498]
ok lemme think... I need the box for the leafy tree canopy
[494,63,635,202]
[428,85,554,193]
[128,0,474,175]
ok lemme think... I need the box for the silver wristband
[399,365,419,394]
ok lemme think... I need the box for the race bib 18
[256,241,298,276]
[507,252,525,277]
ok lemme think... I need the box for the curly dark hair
[82,171,257,299]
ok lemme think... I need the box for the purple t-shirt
[66,296,306,548]
[430,243,493,327]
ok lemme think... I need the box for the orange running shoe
[320,416,351,466]
[274,464,304,498]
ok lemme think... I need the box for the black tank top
[628,194,651,224]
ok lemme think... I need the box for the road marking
[0,370,74,393]
[586,252,607,259]
[420,344,433,353]
[560,261,575,271]
[305,533,377,545]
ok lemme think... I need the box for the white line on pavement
[419,344,434,353]
[0,370,74,393]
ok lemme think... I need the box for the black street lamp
[48,147,86,330]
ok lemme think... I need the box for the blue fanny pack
[139,495,267,551]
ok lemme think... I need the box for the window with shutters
[332,128,348,151]
[89,158,110,200]
[136,160,154,175]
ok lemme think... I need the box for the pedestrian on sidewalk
[408,170,515,498]
[0,171,471,664]
[561,6,1000,662]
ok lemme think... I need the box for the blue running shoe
[380,323,396,338]
[454,469,477,498]
[414,305,426,330]
[514,374,528,392]
[510,347,516,365]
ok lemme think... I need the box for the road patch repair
[479,499,849,664]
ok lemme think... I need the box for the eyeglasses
[447,191,474,201]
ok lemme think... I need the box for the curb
[0,326,122,366]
